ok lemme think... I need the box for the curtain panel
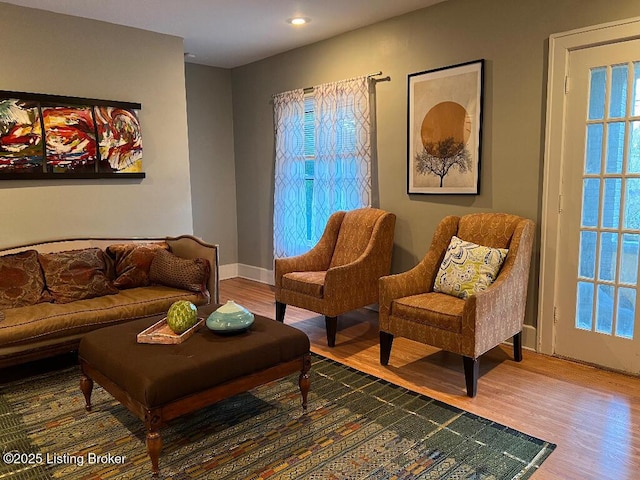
[273,77,372,259]
[313,77,372,240]
[273,89,307,259]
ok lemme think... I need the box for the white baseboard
[218,263,238,280]
[504,324,537,351]
[237,263,274,285]
[522,324,537,350]
[219,263,274,285]
[219,263,274,284]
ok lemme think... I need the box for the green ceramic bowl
[206,300,254,334]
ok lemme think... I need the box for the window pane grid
[576,63,638,339]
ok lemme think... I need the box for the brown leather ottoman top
[78,306,310,408]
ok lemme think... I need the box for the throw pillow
[433,236,508,299]
[39,248,119,304]
[0,250,52,308]
[149,249,210,294]
[106,242,168,289]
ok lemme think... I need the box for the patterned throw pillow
[106,242,168,289]
[433,236,508,299]
[39,248,119,304]
[0,250,52,308]
[149,249,210,294]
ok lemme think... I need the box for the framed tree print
[407,59,483,194]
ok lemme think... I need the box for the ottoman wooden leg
[299,354,311,411]
[80,374,94,412]
[145,410,163,476]
[146,432,162,476]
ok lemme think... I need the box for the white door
[555,39,640,373]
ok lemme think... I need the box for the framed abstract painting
[407,60,483,194]
[0,91,144,179]
[95,106,143,174]
[0,98,44,173]
[42,105,98,173]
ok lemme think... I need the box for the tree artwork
[407,60,483,194]
[416,136,471,187]
[416,101,472,188]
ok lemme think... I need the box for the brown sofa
[0,235,219,368]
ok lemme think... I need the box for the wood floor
[221,277,640,480]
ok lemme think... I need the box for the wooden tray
[137,317,204,344]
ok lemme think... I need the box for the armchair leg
[462,356,479,398]
[325,316,337,347]
[379,332,394,365]
[513,331,523,362]
[275,302,286,322]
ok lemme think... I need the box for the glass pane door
[576,62,639,340]
[555,39,640,374]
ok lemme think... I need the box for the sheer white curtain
[273,89,307,258]
[312,77,372,240]
[273,76,373,258]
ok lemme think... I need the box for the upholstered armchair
[275,207,396,347]
[379,213,535,397]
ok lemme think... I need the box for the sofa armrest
[165,235,219,304]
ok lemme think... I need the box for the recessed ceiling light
[287,17,310,26]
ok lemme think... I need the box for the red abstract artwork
[95,107,143,173]
[0,99,44,173]
[42,106,97,173]
[0,90,144,179]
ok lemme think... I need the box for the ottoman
[78,304,311,476]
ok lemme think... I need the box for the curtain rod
[303,72,388,92]
[368,71,392,83]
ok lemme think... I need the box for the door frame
[538,16,640,355]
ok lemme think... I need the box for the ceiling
[2,0,446,68]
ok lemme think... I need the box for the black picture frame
[407,59,483,194]
[0,90,145,180]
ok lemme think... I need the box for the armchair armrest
[274,211,345,288]
[323,212,396,305]
[379,215,460,315]
[461,219,535,357]
[379,261,431,315]
[323,252,383,302]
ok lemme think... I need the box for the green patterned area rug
[0,355,554,479]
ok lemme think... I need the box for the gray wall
[185,64,238,264]
[0,3,193,245]
[231,0,640,327]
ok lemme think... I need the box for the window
[302,91,364,244]
[273,77,373,258]
[304,94,315,243]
